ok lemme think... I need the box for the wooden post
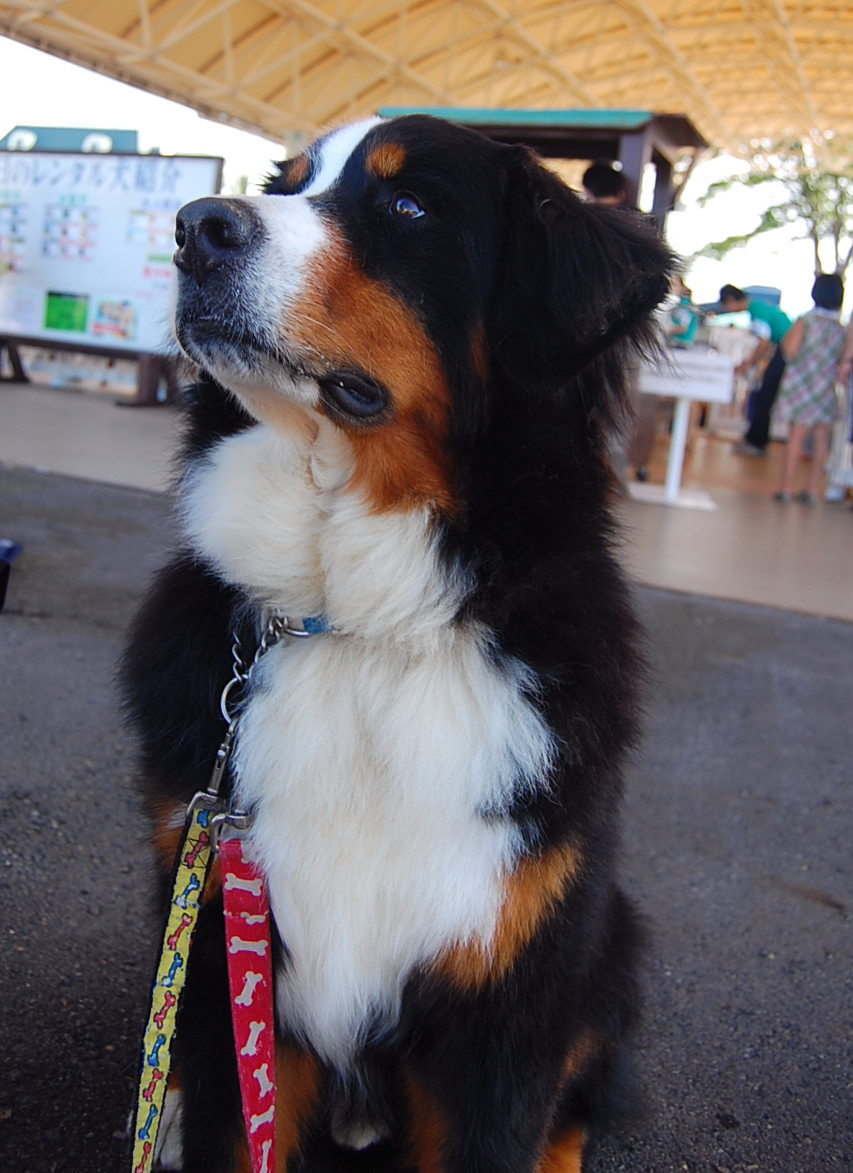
[0,338,29,383]
[129,354,180,406]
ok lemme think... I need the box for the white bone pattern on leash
[235,971,264,1006]
[225,871,264,897]
[221,836,276,1173]
[258,1138,272,1173]
[240,1021,266,1057]
[254,1063,275,1096]
[229,936,269,956]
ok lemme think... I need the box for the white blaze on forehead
[302,117,384,197]
[224,116,385,337]
[248,190,327,280]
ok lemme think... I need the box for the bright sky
[0,35,825,317]
[666,159,821,317]
[0,37,286,193]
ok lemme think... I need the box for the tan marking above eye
[278,154,312,192]
[366,141,407,181]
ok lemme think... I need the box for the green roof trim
[378,107,656,130]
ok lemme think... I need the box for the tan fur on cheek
[286,242,456,514]
[347,411,455,514]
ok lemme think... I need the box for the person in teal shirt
[718,283,792,456]
[668,277,698,348]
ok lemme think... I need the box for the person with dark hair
[719,284,792,456]
[773,272,846,503]
[581,161,634,208]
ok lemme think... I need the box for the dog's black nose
[174,197,261,285]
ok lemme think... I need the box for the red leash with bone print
[219,832,277,1173]
[131,614,331,1173]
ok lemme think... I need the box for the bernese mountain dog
[122,113,675,1173]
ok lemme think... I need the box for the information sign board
[0,152,222,354]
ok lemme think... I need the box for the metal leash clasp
[186,714,238,819]
[187,611,293,832]
[210,807,253,850]
[187,611,330,841]
[185,697,242,828]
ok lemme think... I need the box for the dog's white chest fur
[182,420,553,1066]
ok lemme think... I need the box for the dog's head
[173,114,675,513]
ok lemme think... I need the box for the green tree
[692,139,853,279]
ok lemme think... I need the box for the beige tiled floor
[1,380,851,622]
[0,380,179,494]
[622,432,853,622]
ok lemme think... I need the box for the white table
[635,347,735,509]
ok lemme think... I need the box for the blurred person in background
[773,273,845,504]
[827,319,853,503]
[667,276,699,349]
[581,160,635,209]
[719,284,791,457]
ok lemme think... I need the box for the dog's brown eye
[390,193,424,220]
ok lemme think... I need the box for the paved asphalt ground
[1,462,850,1173]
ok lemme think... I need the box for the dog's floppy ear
[492,147,676,390]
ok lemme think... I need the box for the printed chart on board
[0,152,222,354]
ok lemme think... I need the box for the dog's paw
[329,1098,388,1152]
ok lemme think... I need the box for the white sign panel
[638,347,735,404]
[0,152,222,353]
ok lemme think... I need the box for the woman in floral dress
[774,273,846,504]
